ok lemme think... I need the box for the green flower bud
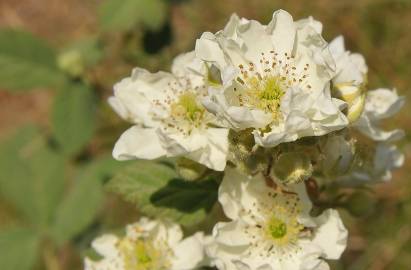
[175,158,207,181]
[273,152,313,185]
[228,130,267,174]
[321,135,355,178]
[57,50,85,78]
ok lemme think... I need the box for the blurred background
[0,0,410,269]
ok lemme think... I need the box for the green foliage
[0,29,65,91]
[99,0,167,32]
[106,161,218,226]
[0,227,39,270]
[51,82,97,156]
[0,126,65,229]
[51,157,125,244]
[151,178,218,213]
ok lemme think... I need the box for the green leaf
[0,29,65,91]
[0,126,39,217]
[51,82,97,156]
[51,157,125,244]
[138,0,168,30]
[106,161,218,226]
[99,0,167,32]
[0,126,65,229]
[151,179,218,213]
[0,227,39,270]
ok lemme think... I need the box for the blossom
[207,168,348,270]
[84,218,209,270]
[338,142,404,184]
[354,88,405,142]
[196,10,348,147]
[109,52,229,171]
[329,36,368,122]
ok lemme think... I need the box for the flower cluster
[86,9,404,270]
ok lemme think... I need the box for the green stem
[43,243,61,270]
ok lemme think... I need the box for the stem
[43,243,61,270]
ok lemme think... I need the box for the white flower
[207,168,348,270]
[338,143,404,184]
[354,88,405,142]
[195,10,348,147]
[329,36,368,122]
[85,218,209,270]
[109,52,229,171]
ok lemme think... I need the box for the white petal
[312,209,348,260]
[187,128,229,171]
[91,234,120,258]
[355,114,405,142]
[113,126,166,160]
[171,232,208,270]
[329,36,345,58]
[295,16,323,34]
[365,88,405,120]
[267,10,296,56]
[195,32,228,69]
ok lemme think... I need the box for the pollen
[152,76,209,136]
[263,204,303,247]
[244,75,285,119]
[243,189,304,258]
[233,50,312,123]
[119,238,171,270]
[171,92,205,123]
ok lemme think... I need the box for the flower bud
[176,158,207,181]
[273,152,313,185]
[333,82,366,123]
[321,135,355,178]
[57,50,85,78]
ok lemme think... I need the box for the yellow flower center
[171,92,205,123]
[263,204,302,247]
[245,190,304,257]
[244,76,285,119]
[268,217,287,239]
[119,238,169,270]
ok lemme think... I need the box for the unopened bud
[57,50,84,78]
[333,82,366,123]
[273,152,313,185]
[321,135,355,178]
[176,158,207,181]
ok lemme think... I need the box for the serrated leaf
[0,227,39,270]
[51,157,126,244]
[51,82,96,156]
[0,29,65,91]
[0,126,65,229]
[99,0,167,32]
[106,161,218,226]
